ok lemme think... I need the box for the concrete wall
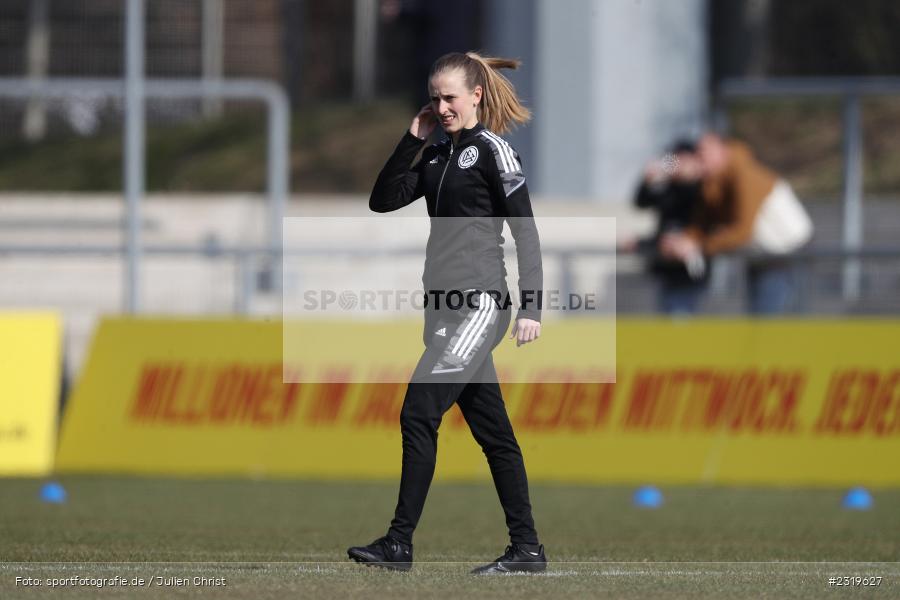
[486,0,708,202]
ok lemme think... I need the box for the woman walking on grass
[347,51,546,575]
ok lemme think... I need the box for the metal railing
[3,242,900,316]
[0,76,291,311]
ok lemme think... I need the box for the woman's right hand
[410,104,437,140]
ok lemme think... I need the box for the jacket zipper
[435,141,454,215]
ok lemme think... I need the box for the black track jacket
[370,123,543,321]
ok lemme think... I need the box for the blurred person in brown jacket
[659,133,813,315]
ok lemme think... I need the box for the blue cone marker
[633,485,663,508]
[842,487,872,510]
[39,482,67,504]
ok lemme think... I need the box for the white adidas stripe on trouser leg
[460,298,495,359]
[451,292,489,356]
[428,293,496,375]
[453,293,493,358]
[426,294,500,376]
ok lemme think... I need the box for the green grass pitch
[1,477,898,598]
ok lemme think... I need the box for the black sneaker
[470,543,547,575]
[347,535,413,572]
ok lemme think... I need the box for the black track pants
[386,291,539,546]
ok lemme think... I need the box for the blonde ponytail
[429,51,532,134]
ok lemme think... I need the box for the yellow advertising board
[57,318,900,485]
[0,312,62,476]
